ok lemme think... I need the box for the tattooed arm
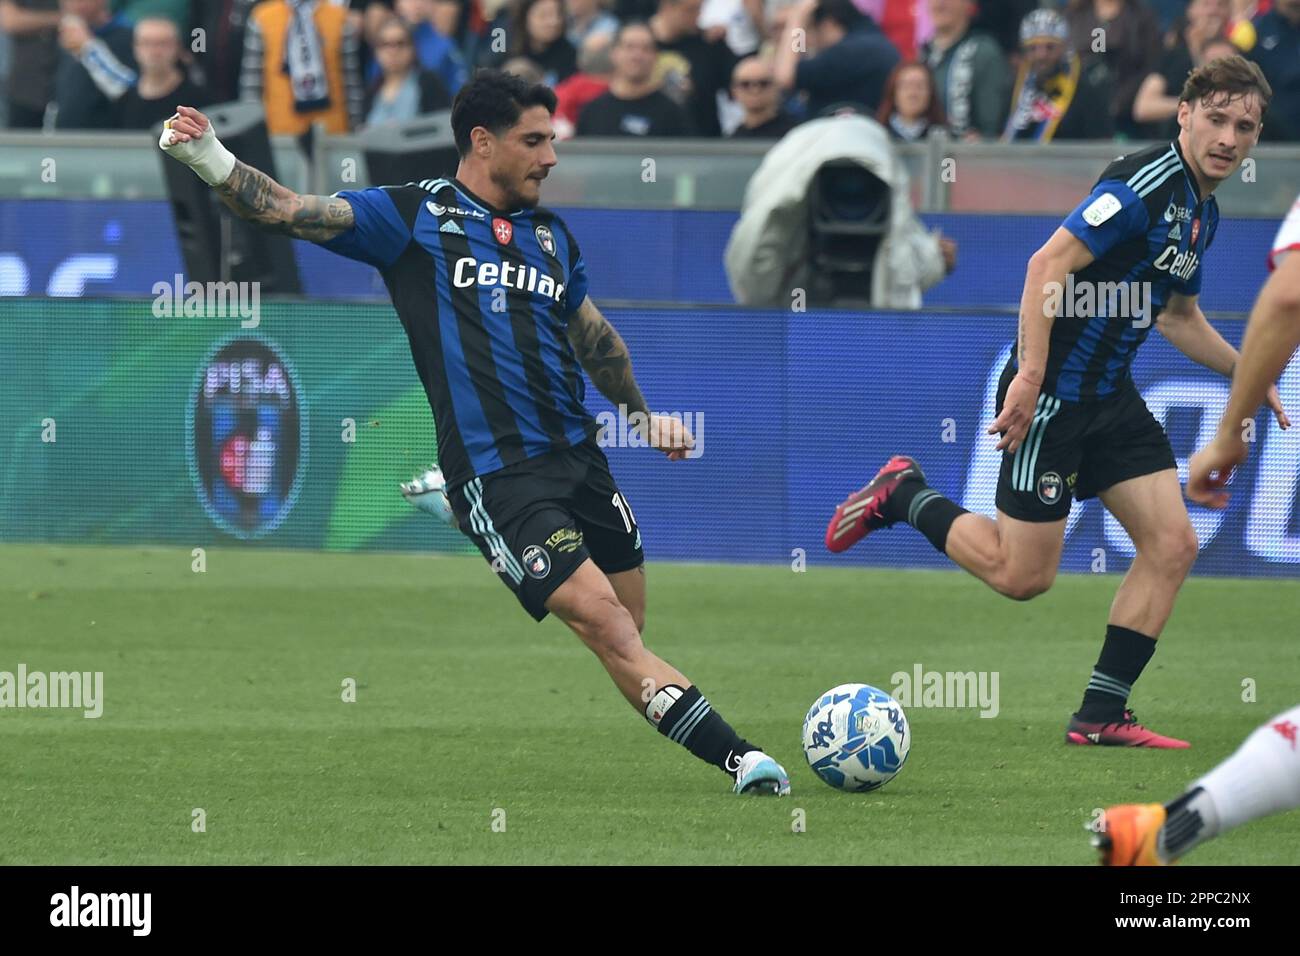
[566,297,694,460]
[159,105,354,242]
[215,161,355,242]
[566,296,650,417]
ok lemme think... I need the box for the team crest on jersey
[535,224,556,257]
[493,217,513,244]
[522,544,550,579]
[1037,472,1063,505]
[1191,218,1201,245]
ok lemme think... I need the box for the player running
[826,56,1288,749]
[159,70,790,796]
[1098,190,1300,863]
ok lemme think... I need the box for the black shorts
[995,360,1176,522]
[448,438,644,621]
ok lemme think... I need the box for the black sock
[1076,625,1157,723]
[885,478,969,553]
[1160,786,1211,861]
[646,685,756,775]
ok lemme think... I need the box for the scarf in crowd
[284,0,331,113]
[1004,52,1080,143]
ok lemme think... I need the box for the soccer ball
[802,683,910,792]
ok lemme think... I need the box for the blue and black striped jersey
[319,177,598,490]
[1022,138,1220,402]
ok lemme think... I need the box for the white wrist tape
[159,116,237,187]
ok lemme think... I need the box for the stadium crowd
[0,0,1296,141]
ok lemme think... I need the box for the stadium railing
[2,128,1298,216]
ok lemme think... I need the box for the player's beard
[491,167,541,210]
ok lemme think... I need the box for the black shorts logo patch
[544,527,583,554]
[522,544,551,579]
[1037,471,1064,505]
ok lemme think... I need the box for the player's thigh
[994,508,1068,583]
[450,475,591,623]
[544,557,640,654]
[1098,469,1197,567]
[1082,386,1192,564]
[1075,382,1176,505]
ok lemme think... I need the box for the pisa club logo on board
[188,336,306,539]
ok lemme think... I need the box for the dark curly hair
[451,69,557,157]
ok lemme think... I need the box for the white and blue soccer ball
[802,683,910,792]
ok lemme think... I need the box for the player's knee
[994,566,1055,602]
[1157,525,1199,576]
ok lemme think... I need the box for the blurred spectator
[1,0,60,128]
[116,16,207,128]
[1249,0,1299,140]
[500,54,545,80]
[429,0,465,40]
[553,28,611,137]
[191,0,260,104]
[565,0,617,47]
[1133,0,1232,137]
[1225,0,1268,50]
[1201,34,1246,58]
[876,59,945,141]
[1150,0,1195,33]
[856,0,931,60]
[576,20,691,134]
[1004,8,1114,142]
[110,0,188,30]
[53,0,136,129]
[765,0,797,45]
[362,14,450,127]
[969,0,1037,55]
[698,0,763,57]
[1064,0,1161,137]
[728,53,796,137]
[481,0,577,85]
[241,0,364,134]
[775,0,900,118]
[613,0,655,20]
[386,0,468,94]
[649,0,737,136]
[920,0,1009,140]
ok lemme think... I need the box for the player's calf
[548,562,789,794]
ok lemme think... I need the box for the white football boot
[733,751,791,796]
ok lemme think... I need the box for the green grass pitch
[1,543,1298,865]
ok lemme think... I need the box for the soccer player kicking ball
[1096,191,1300,864]
[160,70,790,796]
[826,56,1289,749]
